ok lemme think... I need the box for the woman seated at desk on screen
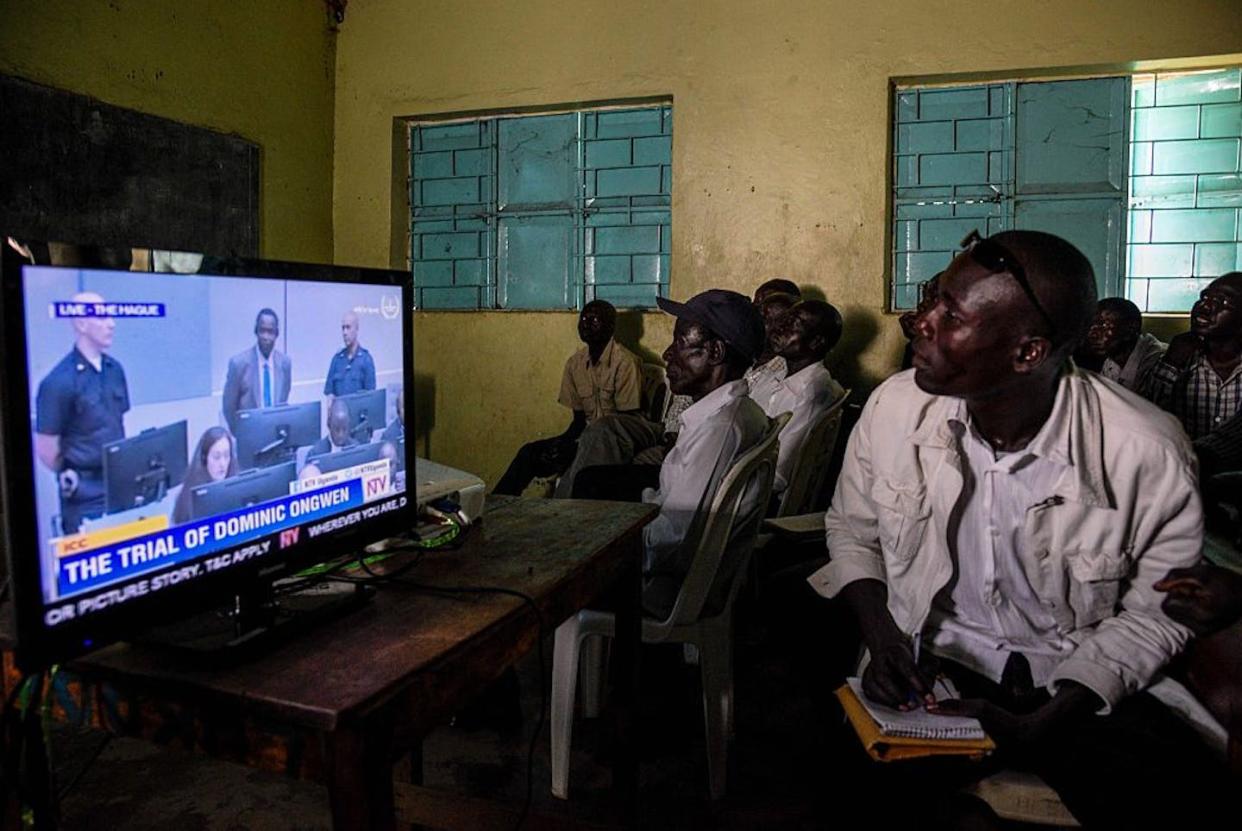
[172,426,239,525]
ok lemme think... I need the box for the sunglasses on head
[959,229,1056,337]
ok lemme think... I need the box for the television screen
[0,242,414,668]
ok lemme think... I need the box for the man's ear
[1012,335,1053,375]
[705,337,728,367]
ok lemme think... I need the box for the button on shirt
[35,347,130,474]
[557,339,642,424]
[323,346,376,397]
[1100,332,1166,393]
[1145,352,1242,440]
[924,393,1076,688]
[750,362,844,492]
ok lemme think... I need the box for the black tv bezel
[0,242,417,671]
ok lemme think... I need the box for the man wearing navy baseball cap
[579,288,770,615]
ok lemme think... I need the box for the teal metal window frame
[409,103,672,311]
[890,67,1241,314]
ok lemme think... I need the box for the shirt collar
[780,361,828,394]
[579,338,615,367]
[255,345,272,366]
[72,346,106,372]
[679,378,748,432]
[909,366,1109,507]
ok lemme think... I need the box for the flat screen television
[0,238,414,670]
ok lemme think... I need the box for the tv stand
[134,579,374,664]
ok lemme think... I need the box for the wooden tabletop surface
[62,496,658,734]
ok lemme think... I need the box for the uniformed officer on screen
[34,291,130,535]
[323,310,375,399]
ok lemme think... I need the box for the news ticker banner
[54,479,364,597]
[42,492,409,628]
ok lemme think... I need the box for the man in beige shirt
[493,300,642,495]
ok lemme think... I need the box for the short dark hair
[1097,297,1142,328]
[754,278,801,304]
[582,298,617,323]
[255,308,280,332]
[990,230,1097,353]
[800,299,844,353]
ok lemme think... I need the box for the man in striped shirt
[1144,272,1242,440]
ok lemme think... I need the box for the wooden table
[11,496,657,829]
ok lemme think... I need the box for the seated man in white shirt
[1075,297,1166,393]
[748,299,845,502]
[810,229,1230,827]
[576,289,769,617]
[559,283,802,499]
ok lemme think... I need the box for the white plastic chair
[550,412,789,800]
[774,388,851,518]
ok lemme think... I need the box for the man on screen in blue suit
[222,308,292,434]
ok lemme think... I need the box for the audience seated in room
[810,229,1232,827]
[557,279,802,497]
[1143,271,1242,439]
[492,300,642,496]
[1075,296,1166,393]
[574,289,769,617]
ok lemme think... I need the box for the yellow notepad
[836,678,996,762]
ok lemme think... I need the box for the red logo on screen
[365,475,388,498]
[279,527,300,549]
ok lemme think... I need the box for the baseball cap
[656,289,765,364]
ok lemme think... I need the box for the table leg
[325,721,396,831]
[610,538,642,826]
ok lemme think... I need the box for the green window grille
[410,104,672,310]
[892,67,1239,313]
[1126,68,1242,312]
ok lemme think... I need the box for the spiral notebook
[836,677,995,762]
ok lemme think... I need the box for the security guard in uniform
[35,292,130,535]
[325,310,376,443]
[323,310,376,399]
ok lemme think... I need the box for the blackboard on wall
[0,75,259,256]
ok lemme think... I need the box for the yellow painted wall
[0,0,337,263]
[333,0,1242,485]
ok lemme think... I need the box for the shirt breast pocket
[869,480,930,564]
[1065,549,1132,626]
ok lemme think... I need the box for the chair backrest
[658,411,789,629]
[775,389,851,518]
[640,362,670,425]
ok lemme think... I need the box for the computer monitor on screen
[336,388,386,443]
[305,441,383,475]
[233,401,321,470]
[190,461,297,520]
[102,420,189,513]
